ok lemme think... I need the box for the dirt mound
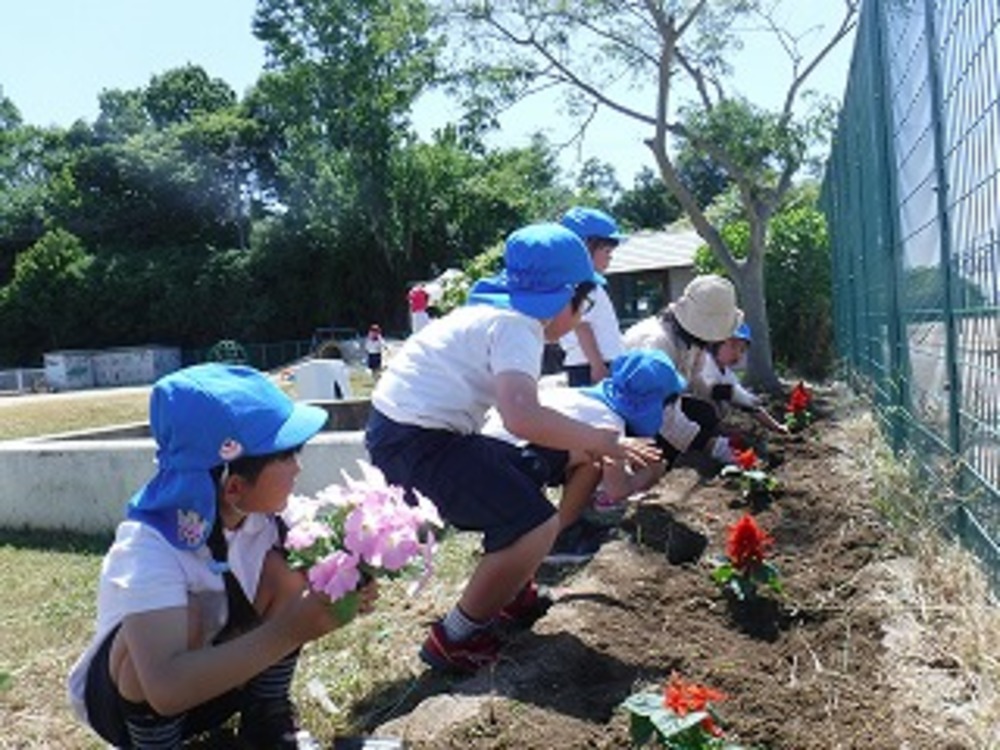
[369,386,973,749]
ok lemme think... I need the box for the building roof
[605,230,703,275]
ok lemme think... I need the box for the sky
[0,1,855,185]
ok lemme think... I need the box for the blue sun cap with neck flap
[467,222,602,319]
[126,363,328,550]
[581,349,687,437]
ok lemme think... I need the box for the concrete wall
[0,432,369,536]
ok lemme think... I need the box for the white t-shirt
[559,285,623,366]
[481,386,623,445]
[372,304,544,434]
[67,514,278,724]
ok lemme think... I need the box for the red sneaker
[419,621,501,673]
[497,579,555,628]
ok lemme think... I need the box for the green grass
[0,384,480,747]
[0,391,150,440]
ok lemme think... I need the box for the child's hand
[356,578,379,615]
[613,437,663,469]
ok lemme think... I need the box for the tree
[614,166,681,230]
[444,0,857,388]
[251,0,443,328]
[0,229,94,358]
[144,64,237,129]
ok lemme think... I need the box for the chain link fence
[821,0,1000,588]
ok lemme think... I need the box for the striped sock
[124,709,184,748]
[441,606,490,642]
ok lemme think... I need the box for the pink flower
[283,461,445,607]
[308,550,361,601]
[284,519,333,551]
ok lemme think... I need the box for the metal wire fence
[822,0,1000,589]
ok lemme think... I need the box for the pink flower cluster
[282,461,443,602]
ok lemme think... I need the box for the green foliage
[144,64,237,129]
[0,229,94,359]
[694,191,833,378]
[621,688,748,749]
[615,167,682,230]
[437,242,504,314]
[903,265,988,313]
[711,558,783,602]
[681,98,808,195]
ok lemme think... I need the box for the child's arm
[601,452,667,501]
[574,321,610,383]
[752,406,790,434]
[117,579,346,716]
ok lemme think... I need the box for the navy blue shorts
[83,625,242,745]
[365,409,559,553]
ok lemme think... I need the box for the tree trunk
[732,233,780,392]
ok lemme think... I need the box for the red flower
[725,514,774,572]
[787,382,811,413]
[735,447,758,471]
[663,672,726,716]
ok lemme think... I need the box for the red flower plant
[725,514,773,572]
[664,673,727,737]
[622,672,737,747]
[721,447,778,504]
[734,447,759,471]
[785,381,813,431]
[712,514,783,601]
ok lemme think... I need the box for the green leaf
[628,713,656,746]
[328,590,361,625]
[711,563,735,584]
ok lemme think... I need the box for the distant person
[67,364,376,748]
[623,274,745,470]
[365,324,385,378]
[408,285,431,334]
[365,223,660,673]
[559,206,626,387]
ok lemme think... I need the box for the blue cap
[734,322,752,342]
[561,206,626,243]
[581,349,687,437]
[467,223,601,319]
[126,364,328,550]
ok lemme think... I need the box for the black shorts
[83,625,243,746]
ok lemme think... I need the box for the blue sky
[0,1,855,183]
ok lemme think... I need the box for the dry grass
[0,390,149,441]
[841,407,1000,748]
[2,384,999,747]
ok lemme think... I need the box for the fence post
[871,0,909,451]
[922,0,962,458]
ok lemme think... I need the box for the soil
[356,385,953,749]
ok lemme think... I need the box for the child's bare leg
[557,460,602,529]
[458,514,559,621]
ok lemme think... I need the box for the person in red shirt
[408,285,430,334]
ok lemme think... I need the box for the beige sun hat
[671,274,744,342]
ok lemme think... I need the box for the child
[67,364,374,749]
[624,274,746,469]
[482,349,685,564]
[365,324,385,377]
[365,223,661,674]
[702,323,788,437]
[559,206,626,386]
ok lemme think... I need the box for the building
[604,229,702,327]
